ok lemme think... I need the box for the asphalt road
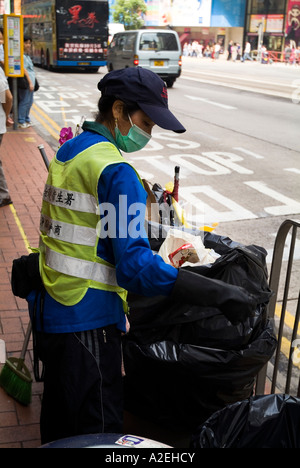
[29,59,300,386]
[30,57,300,259]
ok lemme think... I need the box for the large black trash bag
[123,323,276,431]
[123,225,277,431]
[191,394,300,448]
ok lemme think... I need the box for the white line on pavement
[185,95,237,110]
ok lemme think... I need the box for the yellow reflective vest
[39,131,142,309]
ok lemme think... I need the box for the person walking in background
[284,43,292,64]
[295,46,300,65]
[242,42,253,62]
[232,43,238,62]
[0,66,13,207]
[227,40,233,60]
[214,42,221,59]
[18,36,36,128]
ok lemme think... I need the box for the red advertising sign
[286,0,300,45]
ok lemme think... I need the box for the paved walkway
[0,125,54,448]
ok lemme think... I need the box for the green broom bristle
[0,358,32,406]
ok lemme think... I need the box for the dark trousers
[38,325,123,445]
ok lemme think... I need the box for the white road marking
[233,147,264,159]
[185,95,237,110]
[179,185,257,224]
[245,181,300,216]
[285,168,300,174]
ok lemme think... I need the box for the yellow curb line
[9,204,31,253]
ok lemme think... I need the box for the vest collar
[82,121,118,148]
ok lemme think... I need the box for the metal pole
[38,144,50,170]
[12,78,18,130]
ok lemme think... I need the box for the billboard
[211,0,246,27]
[56,0,108,37]
[285,0,300,45]
[144,0,212,27]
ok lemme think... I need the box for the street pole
[257,19,264,62]
[12,78,18,130]
[10,0,18,130]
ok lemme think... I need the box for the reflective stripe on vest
[43,184,97,213]
[45,247,119,287]
[40,214,96,246]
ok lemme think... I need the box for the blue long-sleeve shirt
[27,126,178,333]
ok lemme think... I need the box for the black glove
[171,268,259,324]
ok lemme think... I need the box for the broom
[0,321,33,405]
[0,146,50,405]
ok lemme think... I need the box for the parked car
[107,29,182,88]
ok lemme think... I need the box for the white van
[107,29,182,88]
[108,23,125,44]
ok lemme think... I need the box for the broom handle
[16,145,49,371]
[18,321,32,365]
[15,146,48,371]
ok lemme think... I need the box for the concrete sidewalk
[0,125,54,448]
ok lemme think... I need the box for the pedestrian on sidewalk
[0,66,13,208]
[227,40,233,60]
[241,42,253,62]
[18,36,36,128]
[284,43,292,64]
[232,43,238,62]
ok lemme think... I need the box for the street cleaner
[26,67,257,444]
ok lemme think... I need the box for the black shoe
[0,198,13,208]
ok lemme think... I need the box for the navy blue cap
[98,67,186,133]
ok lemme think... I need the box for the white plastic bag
[158,229,218,268]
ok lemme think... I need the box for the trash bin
[191,394,300,448]
[123,226,277,433]
[40,433,172,448]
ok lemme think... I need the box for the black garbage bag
[191,394,300,448]
[123,226,277,431]
[123,323,276,431]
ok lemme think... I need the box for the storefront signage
[266,15,284,33]
[250,15,266,33]
[250,14,284,34]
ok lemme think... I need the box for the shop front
[142,0,247,57]
[244,0,300,57]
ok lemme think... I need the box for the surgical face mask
[115,114,151,153]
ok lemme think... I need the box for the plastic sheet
[191,394,300,448]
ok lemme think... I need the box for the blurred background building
[1,0,299,55]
